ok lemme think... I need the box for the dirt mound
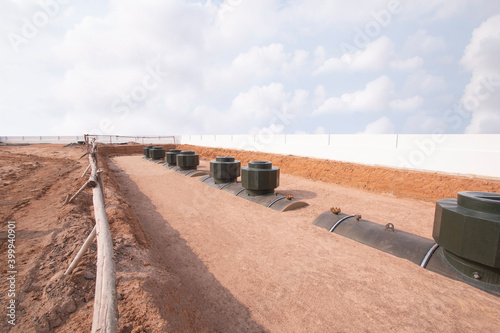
[0,145,171,332]
[98,144,176,156]
[0,145,96,332]
[176,144,500,202]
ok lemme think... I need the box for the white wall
[178,134,500,179]
[3,134,498,178]
[0,136,86,144]
[0,135,176,145]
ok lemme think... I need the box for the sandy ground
[1,144,499,332]
[109,155,500,332]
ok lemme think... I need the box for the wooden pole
[89,143,118,333]
[79,151,90,160]
[67,181,90,204]
[81,164,91,178]
[61,139,117,331]
[64,225,96,275]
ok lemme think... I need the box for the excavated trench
[140,146,500,296]
[103,146,500,332]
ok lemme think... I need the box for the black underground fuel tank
[241,161,279,196]
[149,147,166,161]
[312,191,500,296]
[165,149,182,167]
[200,160,308,212]
[164,150,208,177]
[177,150,199,170]
[210,156,241,184]
[313,211,436,266]
[143,145,154,158]
[433,191,500,286]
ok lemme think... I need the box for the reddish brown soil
[0,145,163,332]
[100,143,500,202]
[175,144,500,203]
[1,143,499,332]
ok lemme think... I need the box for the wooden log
[64,225,96,275]
[79,151,90,160]
[91,180,118,332]
[89,143,118,333]
[81,164,91,178]
[67,181,90,204]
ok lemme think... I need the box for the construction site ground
[1,143,499,332]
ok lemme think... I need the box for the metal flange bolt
[210,156,241,184]
[176,150,200,170]
[241,161,280,196]
[166,149,182,166]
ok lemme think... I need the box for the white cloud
[278,0,396,28]
[403,29,447,55]
[206,44,310,91]
[360,116,395,134]
[314,75,394,114]
[313,46,327,66]
[404,70,447,94]
[313,85,327,107]
[461,15,500,133]
[282,49,310,75]
[428,0,468,21]
[205,0,280,53]
[389,96,424,112]
[402,111,447,133]
[1,0,500,136]
[224,83,308,132]
[461,15,500,72]
[232,44,288,76]
[314,126,327,134]
[389,56,424,71]
[315,36,394,73]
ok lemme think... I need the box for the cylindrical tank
[150,147,166,160]
[166,149,182,166]
[210,156,241,184]
[149,146,161,158]
[177,151,199,170]
[241,161,279,196]
[433,191,500,284]
[143,145,154,157]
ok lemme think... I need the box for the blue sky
[1,0,499,136]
